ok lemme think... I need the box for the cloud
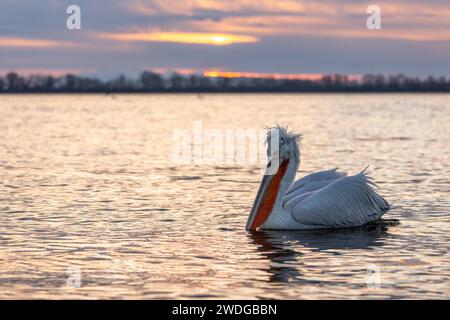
[0,67,97,76]
[0,37,71,48]
[203,70,325,80]
[114,0,450,45]
[98,31,258,45]
[1,0,450,77]
[124,0,306,16]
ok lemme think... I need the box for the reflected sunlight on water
[0,94,449,299]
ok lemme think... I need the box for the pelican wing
[286,168,347,195]
[291,171,390,227]
[283,168,347,208]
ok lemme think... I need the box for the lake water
[0,94,449,299]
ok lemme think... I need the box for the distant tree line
[1,71,450,93]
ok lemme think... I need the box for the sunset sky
[0,0,449,79]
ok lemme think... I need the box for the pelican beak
[245,159,289,231]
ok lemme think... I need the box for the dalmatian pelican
[246,125,390,230]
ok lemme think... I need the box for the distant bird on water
[246,125,390,231]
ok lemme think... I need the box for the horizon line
[1,70,449,81]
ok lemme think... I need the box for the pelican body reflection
[247,219,399,284]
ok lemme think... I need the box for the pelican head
[266,125,302,165]
[246,125,302,231]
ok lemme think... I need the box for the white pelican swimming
[246,125,390,231]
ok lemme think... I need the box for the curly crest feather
[265,124,302,162]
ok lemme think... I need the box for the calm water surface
[0,94,449,299]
